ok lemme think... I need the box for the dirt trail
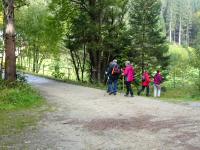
[2,75,200,150]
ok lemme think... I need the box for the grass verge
[161,87,200,102]
[0,81,44,110]
[0,80,47,146]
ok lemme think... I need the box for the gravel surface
[1,75,200,150]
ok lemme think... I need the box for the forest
[0,0,200,99]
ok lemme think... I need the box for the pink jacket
[123,65,135,82]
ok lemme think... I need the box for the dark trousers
[125,81,133,96]
[138,86,150,96]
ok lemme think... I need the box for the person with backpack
[153,70,163,97]
[122,61,135,97]
[137,70,151,96]
[107,59,121,95]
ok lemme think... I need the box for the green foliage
[16,2,61,52]
[16,72,27,83]
[161,87,200,101]
[128,0,169,73]
[163,44,199,99]
[52,71,65,79]
[0,81,43,110]
[51,58,65,79]
[190,12,200,92]
[15,0,64,73]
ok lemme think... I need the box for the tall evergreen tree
[129,0,169,74]
[63,0,128,82]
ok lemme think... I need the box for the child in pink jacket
[123,61,135,97]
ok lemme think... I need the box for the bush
[52,71,65,79]
[17,72,27,83]
[0,81,43,110]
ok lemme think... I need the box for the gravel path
[3,75,200,150]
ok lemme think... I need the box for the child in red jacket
[137,71,151,96]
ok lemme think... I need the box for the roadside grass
[0,81,44,110]
[0,109,40,135]
[0,80,47,144]
[159,87,200,103]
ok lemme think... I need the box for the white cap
[113,59,117,63]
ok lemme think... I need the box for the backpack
[112,65,120,75]
[142,75,146,82]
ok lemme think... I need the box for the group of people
[105,59,163,97]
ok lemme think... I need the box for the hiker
[137,70,151,96]
[122,61,135,97]
[153,70,163,97]
[107,59,121,95]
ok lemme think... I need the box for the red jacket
[142,72,151,86]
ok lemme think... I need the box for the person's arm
[108,64,113,75]
[159,74,164,83]
[123,67,128,76]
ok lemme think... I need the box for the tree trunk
[186,23,189,46]
[169,12,172,43]
[35,48,39,73]
[97,51,101,82]
[36,55,45,73]
[81,41,86,82]
[173,30,176,43]
[178,17,182,45]
[3,0,16,81]
[32,46,39,73]
[69,49,80,81]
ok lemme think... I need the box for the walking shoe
[109,92,113,95]
[124,94,128,97]
[131,95,134,97]
[113,93,117,96]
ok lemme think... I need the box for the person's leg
[138,86,145,95]
[129,82,134,96]
[146,86,150,96]
[113,79,118,95]
[108,79,113,94]
[157,85,161,97]
[154,84,157,97]
[125,81,129,96]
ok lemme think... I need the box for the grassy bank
[0,80,46,145]
[161,87,200,102]
[0,81,44,110]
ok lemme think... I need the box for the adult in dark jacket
[154,70,163,97]
[107,59,121,95]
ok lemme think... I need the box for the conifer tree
[129,0,169,73]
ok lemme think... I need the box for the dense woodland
[0,0,200,97]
